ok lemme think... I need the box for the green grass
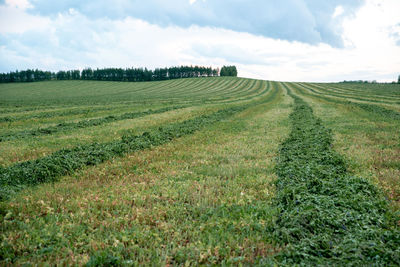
[0,80,290,265]
[0,105,188,142]
[0,78,266,107]
[0,103,255,200]
[0,78,269,167]
[0,78,399,265]
[289,82,400,209]
[270,85,399,265]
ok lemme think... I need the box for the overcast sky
[0,0,399,82]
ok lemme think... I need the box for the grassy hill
[0,78,399,265]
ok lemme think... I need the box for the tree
[398,74,400,84]
[0,65,222,83]
[220,65,238,77]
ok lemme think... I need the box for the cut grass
[270,85,400,265]
[0,105,187,142]
[1,79,399,265]
[290,83,400,209]
[0,84,292,265]
[294,83,400,121]
[0,104,249,201]
[0,106,220,166]
[0,84,278,199]
[0,77,272,167]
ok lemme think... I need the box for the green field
[0,78,399,265]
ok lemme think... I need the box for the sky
[0,0,399,82]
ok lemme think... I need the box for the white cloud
[0,0,399,82]
[0,1,50,34]
[332,6,344,18]
[5,0,32,9]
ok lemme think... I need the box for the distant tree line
[340,80,378,84]
[220,65,238,77]
[341,75,400,84]
[0,65,228,83]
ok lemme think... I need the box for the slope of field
[0,78,268,167]
[288,82,400,207]
[0,78,399,265]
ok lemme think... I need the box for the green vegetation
[271,86,399,265]
[288,82,400,209]
[220,66,238,77]
[0,106,187,142]
[0,104,250,200]
[0,77,399,265]
[0,65,220,83]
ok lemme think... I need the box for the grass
[0,81,292,265]
[0,78,270,167]
[0,105,190,142]
[0,106,221,166]
[289,83,400,209]
[0,78,399,265]
[0,78,265,107]
[0,103,255,200]
[270,85,399,265]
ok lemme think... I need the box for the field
[0,78,399,265]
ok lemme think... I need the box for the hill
[0,78,399,265]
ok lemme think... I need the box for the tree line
[220,65,238,77]
[340,80,378,84]
[0,65,238,83]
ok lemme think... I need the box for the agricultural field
[0,77,399,265]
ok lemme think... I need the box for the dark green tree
[0,65,222,83]
[220,66,238,77]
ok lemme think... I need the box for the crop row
[269,85,400,265]
[0,104,254,201]
[0,83,279,200]
[0,103,148,123]
[0,105,188,142]
[292,83,400,121]
[304,83,399,105]
[0,78,268,125]
[0,78,212,121]
[329,82,400,99]
[0,78,267,108]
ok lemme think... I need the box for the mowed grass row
[0,78,199,107]
[0,105,188,142]
[0,78,203,117]
[0,77,267,110]
[0,103,176,133]
[270,84,399,265]
[325,82,400,100]
[293,83,400,121]
[297,82,400,112]
[288,82,400,209]
[1,78,398,265]
[0,78,235,119]
[0,83,278,200]
[0,103,139,123]
[0,78,271,166]
[0,104,246,200]
[0,78,268,137]
[0,83,290,265]
[0,106,221,166]
[305,82,400,105]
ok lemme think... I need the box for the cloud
[0,0,399,82]
[26,0,364,47]
[0,2,49,33]
[5,0,32,9]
